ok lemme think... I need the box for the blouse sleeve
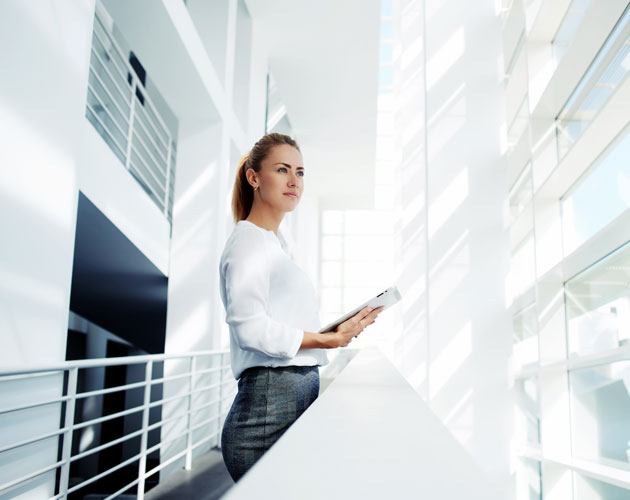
[221,229,304,358]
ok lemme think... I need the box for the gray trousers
[221,365,320,482]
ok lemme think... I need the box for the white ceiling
[245,0,381,209]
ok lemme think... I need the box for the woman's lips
[284,193,297,199]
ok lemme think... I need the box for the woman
[218,133,382,482]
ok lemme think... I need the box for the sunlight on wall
[429,242,470,315]
[0,101,76,228]
[165,299,211,360]
[427,167,469,239]
[172,161,217,219]
[429,229,469,280]
[426,26,465,90]
[427,97,467,160]
[430,321,472,399]
[427,82,465,127]
[170,208,213,264]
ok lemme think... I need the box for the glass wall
[556,5,630,159]
[503,0,630,497]
[561,126,630,255]
[565,242,630,358]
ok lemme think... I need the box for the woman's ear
[246,169,258,189]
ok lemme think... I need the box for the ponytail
[230,133,300,224]
[231,153,253,223]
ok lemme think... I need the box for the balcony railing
[86,3,177,222]
[0,350,236,500]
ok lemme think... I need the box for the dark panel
[70,192,168,354]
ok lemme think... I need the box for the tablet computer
[318,286,402,333]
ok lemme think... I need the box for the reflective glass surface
[565,242,630,357]
[570,361,630,467]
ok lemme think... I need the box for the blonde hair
[231,133,301,223]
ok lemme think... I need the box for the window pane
[321,261,342,287]
[510,234,536,298]
[322,210,343,234]
[344,235,390,261]
[515,377,540,446]
[345,210,393,235]
[380,20,393,39]
[565,242,630,358]
[381,0,393,18]
[552,0,592,64]
[380,43,393,64]
[379,65,393,87]
[561,125,630,255]
[321,287,342,314]
[573,471,630,499]
[570,360,630,466]
[513,303,538,370]
[507,97,529,152]
[321,236,343,260]
[344,262,389,287]
[516,457,541,500]
[556,5,630,157]
[509,163,533,224]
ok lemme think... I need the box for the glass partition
[513,303,538,371]
[515,376,541,446]
[551,0,592,65]
[565,242,630,358]
[516,457,542,500]
[573,472,630,499]
[561,124,630,255]
[556,5,630,159]
[569,360,630,467]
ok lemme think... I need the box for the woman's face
[252,144,304,211]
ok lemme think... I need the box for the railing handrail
[92,4,173,146]
[86,0,178,222]
[0,349,227,377]
[0,348,236,499]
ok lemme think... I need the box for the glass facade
[556,5,630,159]
[561,126,630,255]
[503,0,630,497]
[565,242,630,358]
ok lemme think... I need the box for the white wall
[78,122,172,276]
[0,1,95,498]
[391,0,512,496]
[424,0,511,494]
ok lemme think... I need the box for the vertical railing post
[125,79,137,171]
[163,138,172,218]
[59,367,78,499]
[137,360,153,500]
[216,353,224,448]
[185,356,196,470]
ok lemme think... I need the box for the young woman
[218,132,382,482]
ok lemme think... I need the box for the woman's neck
[245,205,283,235]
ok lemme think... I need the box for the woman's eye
[278,167,304,176]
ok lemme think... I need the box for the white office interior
[1,0,629,498]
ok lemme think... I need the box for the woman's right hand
[331,306,383,348]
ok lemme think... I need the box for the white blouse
[219,220,329,379]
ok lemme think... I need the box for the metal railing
[86,2,177,222]
[0,350,236,500]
